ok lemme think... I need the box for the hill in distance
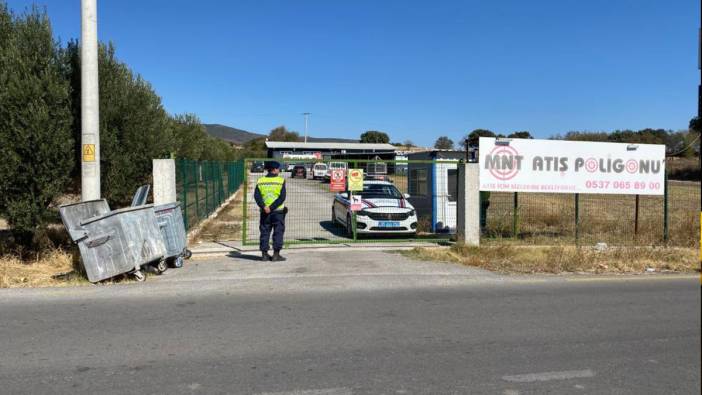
[204,124,265,145]
[204,123,359,145]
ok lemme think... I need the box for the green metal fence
[480,170,699,247]
[242,158,455,246]
[239,158,699,248]
[176,159,245,230]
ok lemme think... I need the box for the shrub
[0,5,74,250]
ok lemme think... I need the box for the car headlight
[357,210,369,217]
[408,209,416,216]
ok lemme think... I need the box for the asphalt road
[1,250,699,394]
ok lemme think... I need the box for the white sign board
[479,138,665,195]
[350,195,363,212]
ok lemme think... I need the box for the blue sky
[6,0,700,146]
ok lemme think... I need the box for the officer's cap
[264,161,281,170]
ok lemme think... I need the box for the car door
[333,193,347,225]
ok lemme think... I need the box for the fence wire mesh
[240,158,698,248]
[242,159,457,245]
[176,159,245,230]
[481,177,699,247]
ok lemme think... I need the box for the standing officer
[254,161,287,261]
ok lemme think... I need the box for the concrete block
[153,159,176,205]
[456,163,480,246]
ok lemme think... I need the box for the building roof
[407,149,466,160]
[265,141,396,151]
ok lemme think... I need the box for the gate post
[153,159,177,205]
[456,162,480,246]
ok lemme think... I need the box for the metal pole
[574,193,580,243]
[242,160,249,245]
[194,162,199,222]
[180,160,188,230]
[663,172,669,243]
[352,160,357,241]
[80,0,100,201]
[512,192,518,238]
[302,112,310,143]
[634,194,639,237]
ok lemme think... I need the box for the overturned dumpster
[59,200,166,283]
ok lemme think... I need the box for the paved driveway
[244,172,346,243]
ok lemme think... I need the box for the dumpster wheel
[133,270,146,282]
[172,256,184,268]
[184,249,192,259]
[155,260,168,274]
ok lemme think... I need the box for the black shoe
[261,252,272,261]
[272,251,286,261]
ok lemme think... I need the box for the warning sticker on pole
[348,169,364,191]
[330,169,346,192]
[82,144,96,162]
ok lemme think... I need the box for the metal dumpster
[59,200,166,283]
[154,202,190,268]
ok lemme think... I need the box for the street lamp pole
[80,0,101,201]
[302,112,310,143]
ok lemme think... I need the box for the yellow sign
[348,169,364,191]
[82,144,96,162]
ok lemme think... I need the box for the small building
[265,141,397,161]
[405,150,466,233]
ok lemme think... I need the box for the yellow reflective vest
[256,175,285,210]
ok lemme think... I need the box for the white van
[325,162,348,181]
[312,163,328,180]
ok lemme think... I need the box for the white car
[324,161,347,181]
[332,181,418,236]
[312,163,328,180]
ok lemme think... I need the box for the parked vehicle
[250,161,265,173]
[325,161,348,181]
[366,161,388,181]
[312,163,328,179]
[332,180,417,236]
[292,164,307,178]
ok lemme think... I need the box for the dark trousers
[259,210,285,252]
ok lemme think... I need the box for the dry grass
[484,181,700,247]
[0,249,90,288]
[403,244,699,274]
[194,191,244,242]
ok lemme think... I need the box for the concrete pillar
[456,162,480,246]
[80,0,100,201]
[153,159,177,205]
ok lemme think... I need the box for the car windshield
[314,164,326,170]
[362,184,402,199]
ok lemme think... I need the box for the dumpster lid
[59,199,111,230]
[131,185,150,207]
[80,204,155,226]
[154,202,180,211]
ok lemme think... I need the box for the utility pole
[302,112,310,143]
[81,0,100,201]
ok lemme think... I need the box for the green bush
[0,1,242,251]
[0,5,74,249]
